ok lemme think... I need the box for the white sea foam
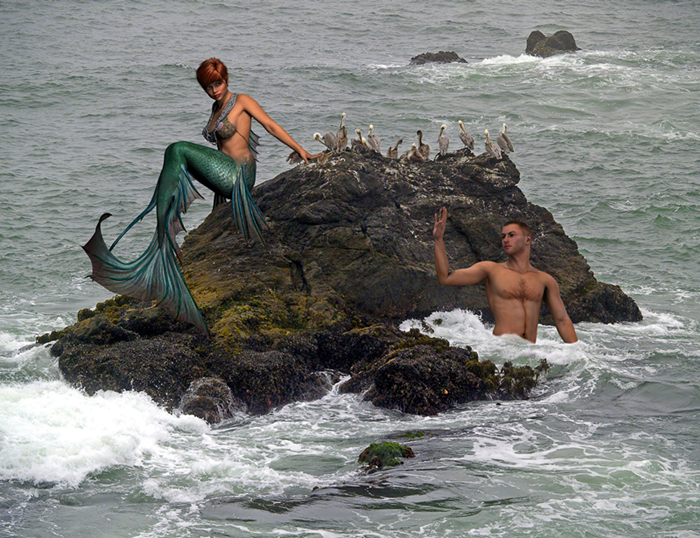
[400,308,589,367]
[0,381,207,487]
[0,331,31,355]
[366,62,405,70]
[480,53,541,66]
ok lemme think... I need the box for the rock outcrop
[526,30,581,58]
[187,146,639,329]
[178,376,246,424]
[409,51,467,65]
[359,441,415,473]
[49,146,641,421]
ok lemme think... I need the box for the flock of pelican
[289,112,514,164]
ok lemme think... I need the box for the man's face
[501,224,530,255]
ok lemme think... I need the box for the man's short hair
[503,220,533,239]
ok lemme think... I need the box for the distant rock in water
[409,51,467,65]
[526,30,581,58]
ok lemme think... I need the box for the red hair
[196,58,229,89]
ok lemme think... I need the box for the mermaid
[83,58,317,334]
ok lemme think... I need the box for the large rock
[526,30,581,58]
[183,146,640,333]
[50,146,641,419]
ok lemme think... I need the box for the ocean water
[2,1,700,536]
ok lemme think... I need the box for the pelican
[286,151,303,164]
[387,138,403,159]
[403,143,423,162]
[366,124,381,153]
[416,130,430,161]
[458,120,474,151]
[335,112,348,151]
[497,123,514,153]
[351,128,364,150]
[313,132,336,151]
[361,137,372,150]
[437,124,449,156]
[484,129,502,160]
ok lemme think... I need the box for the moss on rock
[359,441,415,472]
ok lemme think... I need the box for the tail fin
[231,163,267,245]
[83,213,209,335]
[109,186,159,252]
[249,129,260,160]
[111,163,204,256]
[165,165,205,262]
[83,140,266,335]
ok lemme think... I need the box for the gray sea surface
[2,1,700,536]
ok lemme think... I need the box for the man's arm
[433,207,491,286]
[543,274,578,343]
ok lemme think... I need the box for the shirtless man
[433,207,577,343]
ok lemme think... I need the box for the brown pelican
[351,128,364,150]
[286,151,303,164]
[313,132,336,151]
[366,124,381,153]
[386,138,403,159]
[361,137,372,150]
[497,123,514,153]
[484,129,502,160]
[404,143,424,162]
[416,130,430,161]
[437,124,449,156]
[323,131,338,150]
[458,120,474,151]
[335,112,348,151]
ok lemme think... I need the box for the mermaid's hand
[288,149,321,164]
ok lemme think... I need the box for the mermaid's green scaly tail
[83,141,266,335]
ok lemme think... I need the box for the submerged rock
[526,30,581,58]
[409,51,468,65]
[359,441,415,472]
[51,146,641,418]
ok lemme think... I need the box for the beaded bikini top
[202,93,238,145]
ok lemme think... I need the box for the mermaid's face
[204,79,227,100]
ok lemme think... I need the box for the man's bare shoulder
[530,267,559,288]
[475,261,503,274]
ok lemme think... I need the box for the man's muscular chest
[488,268,545,302]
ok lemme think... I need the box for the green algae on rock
[359,441,416,472]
